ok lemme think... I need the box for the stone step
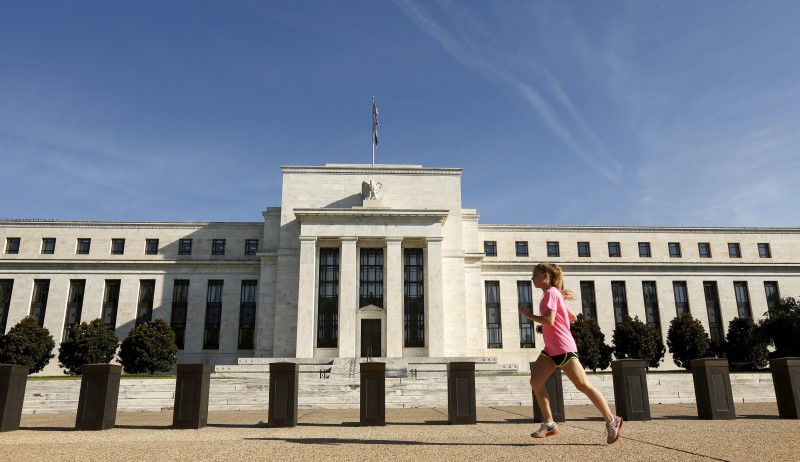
[20,373,777,414]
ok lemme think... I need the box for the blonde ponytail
[534,262,576,301]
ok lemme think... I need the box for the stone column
[385,237,403,357]
[426,237,445,356]
[295,236,317,358]
[339,237,358,357]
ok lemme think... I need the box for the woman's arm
[518,305,557,326]
[568,308,577,323]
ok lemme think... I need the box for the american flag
[372,99,379,147]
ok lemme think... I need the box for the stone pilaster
[295,236,317,358]
[426,237,444,356]
[338,237,358,357]
[385,237,403,357]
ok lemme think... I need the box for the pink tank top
[540,286,578,356]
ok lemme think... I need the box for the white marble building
[1,164,798,374]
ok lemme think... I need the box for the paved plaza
[2,402,798,461]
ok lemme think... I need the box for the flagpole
[371,96,376,167]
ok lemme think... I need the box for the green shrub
[612,315,665,369]
[0,316,55,374]
[666,313,713,370]
[118,318,178,374]
[58,318,119,375]
[725,317,768,370]
[571,314,614,371]
[757,296,800,358]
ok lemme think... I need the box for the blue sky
[2,1,799,226]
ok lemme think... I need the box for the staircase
[19,358,776,414]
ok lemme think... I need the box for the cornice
[294,208,449,225]
[0,221,261,230]
[479,260,800,272]
[479,224,800,234]
[282,164,462,176]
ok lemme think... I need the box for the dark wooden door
[361,319,381,357]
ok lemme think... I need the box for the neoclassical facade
[1,164,798,374]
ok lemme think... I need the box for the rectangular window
[212,239,226,256]
[611,281,628,325]
[608,242,621,257]
[518,281,534,348]
[41,238,56,254]
[204,280,223,349]
[515,241,529,257]
[698,243,712,258]
[317,248,340,348]
[76,238,91,255]
[733,281,752,318]
[360,248,384,308]
[703,281,724,344]
[758,243,771,258]
[145,239,159,255]
[245,239,259,256]
[178,239,193,255]
[111,239,125,255]
[484,241,497,257]
[485,281,502,348]
[580,281,597,319]
[102,280,121,331]
[642,281,661,330]
[171,280,190,350]
[30,279,50,327]
[668,243,681,258]
[63,280,85,340]
[0,280,14,334]
[135,280,155,326]
[404,248,424,347]
[5,237,20,254]
[547,241,560,257]
[239,280,257,350]
[638,242,651,258]
[673,281,690,316]
[578,242,591,257]
[764,281,780,313]
[728,243,741,258]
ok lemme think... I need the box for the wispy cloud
[394,0,623,184]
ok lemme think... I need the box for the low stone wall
[20,372,776,414]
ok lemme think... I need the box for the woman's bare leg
[530,355,558,422]
[561,358,614,423]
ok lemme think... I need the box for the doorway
[361,319,381,357]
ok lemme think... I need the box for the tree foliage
[58,318,119,375]
[666,313,713,370]
[0,316,55,374]
[757,296,800,358]
[612,315,665,369]
[118,318,178,374]
[571,314,614,371]
[725,317,769,370]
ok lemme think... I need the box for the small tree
[0,316,55,374]
[758,296,800,358]
[612,315,665,369]
[571,314,614,371]
[725,317,769,370]
[58,318,120,375]
[666,313,713,370]
[119,318,178,374]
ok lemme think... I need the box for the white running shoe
[531,422,560,438]
[606,416,623,444]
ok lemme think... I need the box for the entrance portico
[292,208,448,359]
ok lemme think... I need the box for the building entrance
[361,319,381,357]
